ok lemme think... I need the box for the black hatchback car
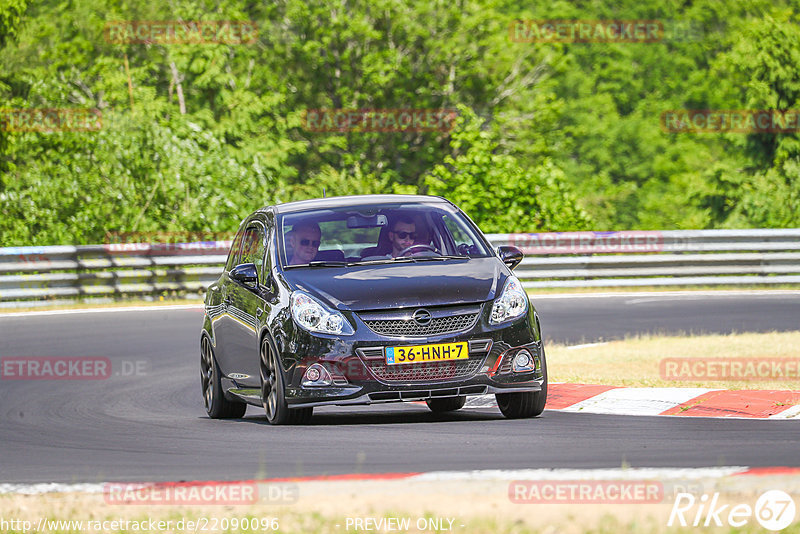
[201,194,547,424]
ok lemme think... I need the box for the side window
[441,214,482,256]
[225,227,246,271]
[240,224,267,280]
[260,229,273,286]
[442,214,471,244]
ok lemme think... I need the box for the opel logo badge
[412,309,432,326]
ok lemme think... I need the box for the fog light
[306,367,321,382]
[512,349,534,373]
[301,363,333,386]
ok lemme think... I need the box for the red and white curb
[464,384,800,419]
[3,467,800,495]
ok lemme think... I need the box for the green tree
[709,14,800,227]
[424,106,591,233]
[0,0,27,48]
[0,0,28,176]
[3,0,800,246]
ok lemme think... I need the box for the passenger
[412,215,430,247]
[288,222,321,265]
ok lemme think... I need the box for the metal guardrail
[0,242,230,303]
[1,229,799,305]
[487,229,800,288]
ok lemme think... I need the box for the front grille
[364,356,485,383]
[362,312,479,337]
[354,339,491,384]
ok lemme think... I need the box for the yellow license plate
[385,342,468,365]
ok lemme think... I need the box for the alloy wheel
[261,340,278,420]
[201,337,214,411]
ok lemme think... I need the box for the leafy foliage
[1,0,799,246]
[0,0,27,49]
[424,106,591,233]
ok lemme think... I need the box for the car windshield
[279,202,492,267]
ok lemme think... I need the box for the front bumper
[278,305,544,408]
[285,381,544,409]
[262,303,545,408]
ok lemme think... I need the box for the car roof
[263,194,452,215]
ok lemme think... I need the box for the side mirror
[497,246,524,270]
[230,263,258,285]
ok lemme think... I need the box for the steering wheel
[397,244,441,256]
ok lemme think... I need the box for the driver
[288,221,321,265]
[388,216,416,257]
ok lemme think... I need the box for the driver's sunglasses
[299,239,320,247]
[393,231,417,240]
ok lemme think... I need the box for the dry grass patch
[547,331,800,389]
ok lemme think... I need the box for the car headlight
[291,291,354,335]
[490,276,528,325]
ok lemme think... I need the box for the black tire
[426,396,467,413]
[201,336,247,419]
[496,347,548,419]
[260,337,313,425]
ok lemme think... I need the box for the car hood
[281,258,504,311]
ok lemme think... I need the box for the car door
[213,225,245,373]
[225,221,269,386]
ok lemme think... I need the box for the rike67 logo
[668,490,796,531]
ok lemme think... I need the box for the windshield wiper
[411,255,468,261]
[348,257,414,265]
[303,255,467,268]
[308,261,349,267]
[285,261,348,268]
[356,255,467,265]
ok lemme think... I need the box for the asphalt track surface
[1,292,799,484]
